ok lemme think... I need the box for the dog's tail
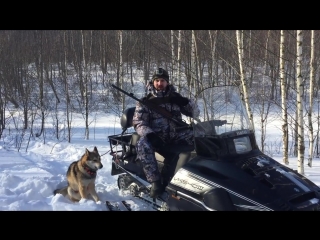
[53,186,68,197]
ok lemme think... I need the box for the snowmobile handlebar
[212,120,227,126]
[173,124,193,132]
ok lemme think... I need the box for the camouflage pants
[136,130,194,183]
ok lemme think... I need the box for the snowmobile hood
[172,153,320,211]
[241,155,319,193]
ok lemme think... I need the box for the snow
[1,109,320,211]
[0,113,154,211]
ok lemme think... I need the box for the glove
[146,132,165,149]
[170,96,189,107]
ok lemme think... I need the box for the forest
[0,30,318,174]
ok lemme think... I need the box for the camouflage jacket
[132,84,200,142]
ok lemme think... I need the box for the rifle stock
[111,84,188,128]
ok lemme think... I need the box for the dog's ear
[85,148,90,155]
[93,146,98,153]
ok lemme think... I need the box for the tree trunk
[296,30,305,174]
[236,30,255,131]
[308,30,315,167]
[280,30,289,165]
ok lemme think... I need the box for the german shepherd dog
[53,146,103,202]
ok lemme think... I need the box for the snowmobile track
[106,195,165,211]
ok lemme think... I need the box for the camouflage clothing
[132,84,200,182]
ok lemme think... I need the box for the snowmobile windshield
[193,85,252,138]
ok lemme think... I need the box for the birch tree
[170,30,177,89]
[296,30,305,174]
[308,30,315,167]
[191,30,198,95]
[280,30,289,165]
[63,31,72,143]
[258,30,272,153]
[236,30,255,131]
[208,30,218,87]
[169,30,183,92]
[34,30,46,138]
[118,30,125,111]
[81,30,90,140]
[177,30,182,91]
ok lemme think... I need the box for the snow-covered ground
[1,109,319,211]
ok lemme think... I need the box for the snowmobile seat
[120,107,136,131]
[119,107,139,159]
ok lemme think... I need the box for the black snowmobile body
[108,85,320,211]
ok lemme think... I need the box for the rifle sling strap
[142,99,173,117]
[142,95,187,127]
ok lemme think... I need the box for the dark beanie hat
[152,68,169,82]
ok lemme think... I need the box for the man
[132,68,200,198]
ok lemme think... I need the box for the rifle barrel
[111,84,188,127]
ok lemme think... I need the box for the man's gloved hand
[146,132,165,149]
[170,96,189,107]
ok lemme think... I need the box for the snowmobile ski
[106,200,132,211]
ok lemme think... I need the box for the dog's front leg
[79,185,88,200]
[88,182,100,202]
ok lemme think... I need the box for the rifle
[111,84,189,129]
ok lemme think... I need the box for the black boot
[150,180,163,199]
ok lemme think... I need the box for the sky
[1,109,320,211]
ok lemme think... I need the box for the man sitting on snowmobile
[132,67,200,199]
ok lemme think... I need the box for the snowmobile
[107,84,320,211]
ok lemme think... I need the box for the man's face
[153,78,168,91]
